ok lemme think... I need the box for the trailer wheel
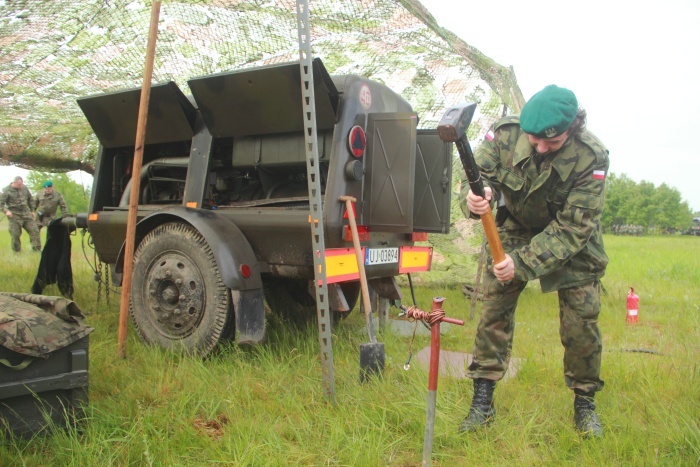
[130,222,233,355]
[263,278,359,325]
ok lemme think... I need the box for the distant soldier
[34,180,69,231]
[0,176,42,252]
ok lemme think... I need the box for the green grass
[1,230,699,465]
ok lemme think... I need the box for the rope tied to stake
[402,305,446,326]
[400,305,446,370]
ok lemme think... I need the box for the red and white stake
[401,298,465,466]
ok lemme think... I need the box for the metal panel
[184,115,213,208]
[413,130,453,233]
[364,113,417,233]
[77,81,196,149]
[188,58,338,138]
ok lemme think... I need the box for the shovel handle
[339,196,375,342]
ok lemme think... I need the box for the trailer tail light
[343,225,369,242]
[399,246,433,273]
[411,232,428,242]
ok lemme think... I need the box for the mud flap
[314,282,350,313]
[231,288,265,345]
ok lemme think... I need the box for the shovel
[340,195,384,382]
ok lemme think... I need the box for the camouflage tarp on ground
[0,292,92,359]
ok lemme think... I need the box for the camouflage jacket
[35,190,69,218]
[0,184,35,214]
[460,116,609,292]
[0,293,93,359]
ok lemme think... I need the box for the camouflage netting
[0,0,524,174]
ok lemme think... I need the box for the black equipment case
[0,335,89,439]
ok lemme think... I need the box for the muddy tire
[130,222,233,355]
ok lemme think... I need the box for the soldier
[458,85,609,438]
[34,180,69,231]
[0,176,42,252]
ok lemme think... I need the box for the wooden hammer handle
[480,210,505,264]
[339,196,375,341]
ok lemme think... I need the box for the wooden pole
[117,1,161,358]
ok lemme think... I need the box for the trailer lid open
[76,81,197,149]
[187,58,339,138]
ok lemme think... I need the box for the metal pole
[117,0,161,358]
[296,0,335,402]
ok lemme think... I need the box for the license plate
[365,248,399,265]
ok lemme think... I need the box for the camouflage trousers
[467,272,604,394]
[6,211,41,252]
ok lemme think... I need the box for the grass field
[1,229,698,465]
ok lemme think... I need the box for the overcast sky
[421,0,700,211]
[2,0,699,211]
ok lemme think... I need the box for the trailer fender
[118,207,263,291]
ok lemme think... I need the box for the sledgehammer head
[437,102,477,143]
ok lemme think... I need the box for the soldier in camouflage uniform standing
[34,180,69,231]
[458,85,609,438]
[0,176,42,253]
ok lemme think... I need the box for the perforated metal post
[296,0,335,403]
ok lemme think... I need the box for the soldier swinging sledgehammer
[452,85,610,438]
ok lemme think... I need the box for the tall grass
[1,230,698,465]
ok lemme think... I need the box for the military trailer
[75,59,454,355]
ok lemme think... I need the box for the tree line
[602,173,695,234]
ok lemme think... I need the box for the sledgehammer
[437,103,505,264]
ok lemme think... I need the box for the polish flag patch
[592,170,606,180]
[485,130,495,141]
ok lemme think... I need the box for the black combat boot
[458,378,496,433]
[574,390,603,438]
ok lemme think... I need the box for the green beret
[520,85,578,138]
[43,180,53,188]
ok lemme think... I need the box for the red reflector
[411,232,428,242]
[348,125,366,158]
[343,225,370,242]
[240,264,251,278]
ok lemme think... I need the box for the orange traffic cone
[626,287,639,324]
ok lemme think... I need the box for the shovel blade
[359,342,385,383]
